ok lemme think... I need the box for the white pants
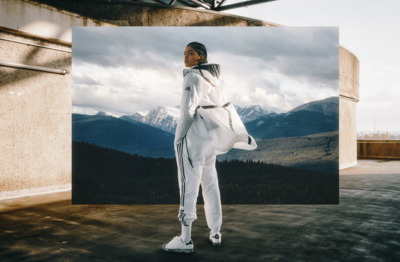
[175,139,222,233]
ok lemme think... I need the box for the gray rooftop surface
[0,160,399,261]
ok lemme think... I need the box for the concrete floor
[0,160,399,261]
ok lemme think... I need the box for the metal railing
[0,37,71,53]
[0,61,69,75]
[358,140,400,160]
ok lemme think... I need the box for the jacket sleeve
[174,73,210,144]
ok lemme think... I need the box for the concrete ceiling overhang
[52,0,278,11]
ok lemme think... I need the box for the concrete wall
[0,0,113,43]
[0,30,72,196]
[0,0,359,198]
[0,0,114,198]
[358,140,400,160]
[339,47,360,169]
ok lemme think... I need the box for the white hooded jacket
[175,64,257,162]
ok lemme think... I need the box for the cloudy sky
[72,27,338,117]
[225,0,400,132]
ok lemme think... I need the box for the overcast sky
[225,0,400,132]
[72,27,338,117]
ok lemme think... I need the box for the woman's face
[184,46,204,68]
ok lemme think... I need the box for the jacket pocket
[195,112,210,139]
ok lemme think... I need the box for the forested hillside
[73,142,338,204]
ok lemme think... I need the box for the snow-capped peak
[122,104,279,133]
[235,105,277,123]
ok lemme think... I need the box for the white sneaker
[162,236,194,253]
[209,232,222,246]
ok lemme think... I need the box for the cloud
[72,27,338,115]
[72,72,100,85]
[72,27,185,72]
[72,63,182,115]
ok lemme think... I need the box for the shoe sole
[209,239,222,247]
[162,244,193,253]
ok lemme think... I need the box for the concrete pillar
[339,47,360,169]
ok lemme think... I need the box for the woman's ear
[199,55,205,63]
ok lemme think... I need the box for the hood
[183,64,220,78]
[192,64,220,78]
[183,63,221,86]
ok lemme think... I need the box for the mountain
[217,131,339,174]
[143,106,180,133]
[72,113,174,156]
[245,96,338,140]
[72,97,337,159]
[120,112,144,123]
[121,104,279,134]
[289,96,338,117]
[235,105,280,123]
[121,106,180,134]
[96,111,108,116]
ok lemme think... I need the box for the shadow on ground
[1,160,399,261]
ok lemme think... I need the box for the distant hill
[246,97,338,140]
[218,131,339,174]
[72,112,174,155]
[289,96,338,117]
[73,141,338,204]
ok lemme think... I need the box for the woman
[162,42,257,253]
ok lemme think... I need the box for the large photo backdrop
[72,27,339,204]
